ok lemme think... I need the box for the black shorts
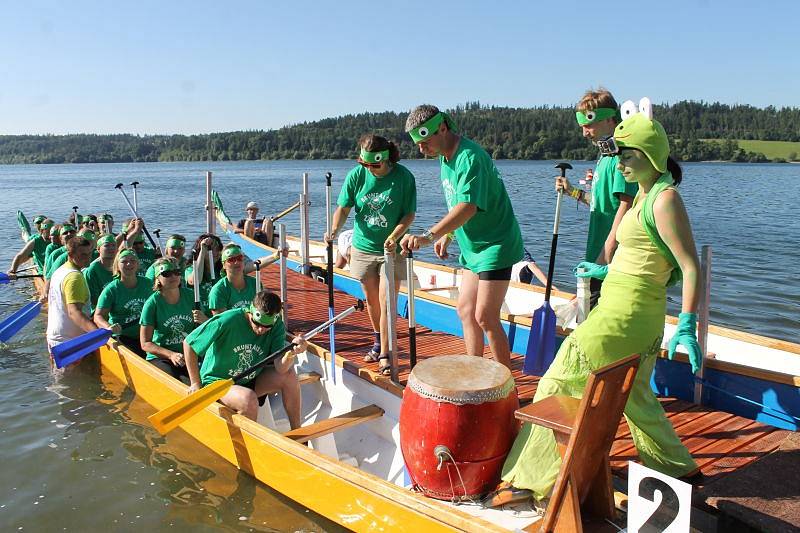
[118,335,147,358]
[477,266,513,281]
[148,358,190,383]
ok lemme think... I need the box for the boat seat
[283,404,384,444]
[515,353,640,533]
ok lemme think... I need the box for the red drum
[399,355,519,500]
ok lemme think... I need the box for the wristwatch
[421,229,437,243]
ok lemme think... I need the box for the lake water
[1,159,798,531]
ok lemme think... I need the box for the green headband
[166,237,185,249]
[614,114,670,173]
[221,246,243,262]
[575,107,618,126]
[408,112,456,143]
[249,304,279,326]
[154,261,180,277]
[60,225,76,235]
[34,215,46,224]
[79,230,96,241]
[118,249,137,260]
[97,234,116,247]
[359,148,390,164]
[99,214,113,221]
[133,233,145,243]
[40,221,54,230]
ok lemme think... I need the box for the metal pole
[406,251,417,370]
[279,223,289,328]
[205,171,215,235]
[254,260,262,293]
[384,251,399,382]
[325,172,336,383]
[130,181,140,213]
[300,172,311,275]
[694,245,712,404]
[576,267,590,324]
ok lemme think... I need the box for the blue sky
[1,0,798,135]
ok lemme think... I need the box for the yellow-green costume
[501,176,697,499]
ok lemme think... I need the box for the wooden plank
[694,426,789,479]
[515,395,580,434]
[283,405,384,444]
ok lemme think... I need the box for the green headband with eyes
[575,107,618,126]
[60,224,76,235]
[154,261,180,276]
[359,148,390,164]
[249,304,279,326]
[408,112,446,143]
[166,237,185,249]
[221,245,243,262]
[118,249,137,260]
[40,221,54,230]
[97,234,116,247]
[79,230,96,241]
[34,215,46,224]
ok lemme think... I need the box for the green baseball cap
[614,114,670,173]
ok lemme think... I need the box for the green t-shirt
[186,308,287,386]
[440,137,523,272]
[337,163,417,255]
[136,247,157,271]
[184,265,219,314]
[30,234,49,274]
[46,249,69,280]
[83,259,115,310]
[139,288,197,360]
[208,275,257,312]
[96,277,153,340]
[585,154,639,262]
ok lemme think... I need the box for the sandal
[377,355,392,376]
[364,348,380,363]
[480,482,533,508]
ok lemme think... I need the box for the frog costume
[501,111,698,499]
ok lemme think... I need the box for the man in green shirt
[184,291,307,427]
[556,89,638,307]
[83,234,118,311]
[8,218,54,275]
[401,105,523,370]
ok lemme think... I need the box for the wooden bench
[515,353,640,532]
[283,404,384,444]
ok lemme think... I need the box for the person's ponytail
[667,156,682,185]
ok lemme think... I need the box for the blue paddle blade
[0,272,10,284]
[51,329,113,369]
[523,302,557,376]
[0,301,42,342]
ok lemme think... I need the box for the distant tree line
[1,101,798,165]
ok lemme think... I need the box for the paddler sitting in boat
[491,104,702,507]
[48,230,98,281]
[184,290,307,428]
[326,134,417,375]
[97,213,115,236]
[125,218,159,271]
[45,236,97,354]
[32,215,47,234]
[401,105,523,370]
[335,229,353,269]
[94,249,154,357]
[140,257,204,379]
[186,234,223,314]
[144,234,187,282]
[7,218,54,277]
[83,234,118,311]
[235,201,273,245]
[207,244,283,315]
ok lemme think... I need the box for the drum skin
[399,355,519,500]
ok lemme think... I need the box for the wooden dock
[260,263,797,529]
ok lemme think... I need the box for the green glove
[573,261,608,280]
[668,312,702,374]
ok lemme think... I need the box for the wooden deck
[260,264,791,495]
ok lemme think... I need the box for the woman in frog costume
[493,109,702,504]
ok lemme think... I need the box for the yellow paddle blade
[147,378,234,435]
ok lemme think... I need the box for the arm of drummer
[8,239,36,275]
[183,340,202,392]
[140,325,183,365]
[93,307,122,334]
[654,189,700,313]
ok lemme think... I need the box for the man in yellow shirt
[46,237,97,353]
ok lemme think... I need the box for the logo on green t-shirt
[360,191,393,228]
[231,343,265,382]
[163,314,192,346]
[442,180,456,209]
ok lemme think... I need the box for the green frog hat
[613,97,669,173]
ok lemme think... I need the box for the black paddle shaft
[544,163,572,302]
[325,172,334,310]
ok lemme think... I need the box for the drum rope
[439,448,481,505]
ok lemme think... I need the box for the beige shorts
[349,247,407,282]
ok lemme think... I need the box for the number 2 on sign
[627,462,692,533]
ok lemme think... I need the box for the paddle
[406,251,417,370]
[17,210,32,241]
[254,260,262,292]
[51,328,114,368]
[192,249,201,310]
[130,181,140,212]
[153,228,164,255]
[523,162,571,376]
[0,301,42,343]
[114,183,159,250]
[0,272,43,284]
[325,171,337,383]
[148,301,364,435]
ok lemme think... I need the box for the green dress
[501,184,697,499]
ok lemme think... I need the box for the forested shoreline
[2,101,799,165]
